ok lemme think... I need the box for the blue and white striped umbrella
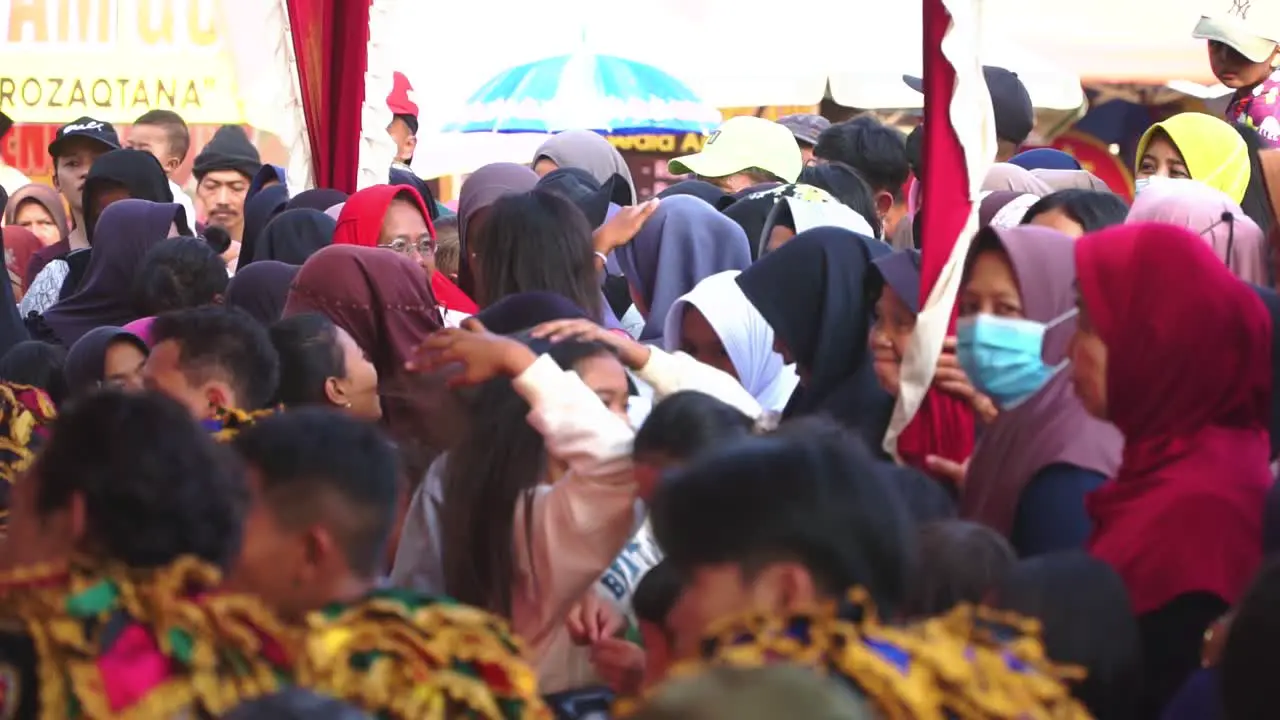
[443,53,722,135]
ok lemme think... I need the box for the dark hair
[1234,123,1276,238]
[903,520,1015,618]
[1021,189,1129,234]
[151,306,280,410]
[440,339,616,615]
[1223,558,1280,720]
[434,215,460,278]
[232,408,399,577]
[201,224,233,255]
[269,313,346,407]
[991,552,1141,720]
[889,468,957,526]
[633,559,683,633]
[133,109,191,161]
[652,425,914,615]
[33,390,246,569]
[904,125,924,180]
[132,237,229,316]
[0,341,67,405]
[737,168,786,185]
[634,391,754,463]
[813,116,909,199]
[797,161,883,236]
[471,189,603,320]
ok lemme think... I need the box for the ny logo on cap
[706,130,722,145]
[1230,0,1251,19]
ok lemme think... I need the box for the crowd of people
[0,4,1276,719]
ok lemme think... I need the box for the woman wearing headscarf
[332,184,476,323]
[3,227,42,302]
[455,163,539,297]
[979,191,1043,229]
[1009,148,1082,171]
[737,227,894,449]
[4,184,68,253]
[1070,222,1272,716]
[23,150,175,315]
[1030,169,1113,193]
[1126,178,1268,285]
[243,209,334,267]
[753,184,877,257]
[662,270,798,412]
[1135,112,1251,203]
[62,326,148,397]
[36,199,185,347]
[956,225,1123,557]
[236,184,289,271]
[284,187,348,213]
[981,164,1055,195]
[532,129,636,204]
[224,261,299,326]
[283,245,447,478]
[614,195,752,343]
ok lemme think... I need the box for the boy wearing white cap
[1194,1,1280,146]
[668,116,802,193]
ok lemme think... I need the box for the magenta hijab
[960,225,1124,536]
[1126,178,1268,286]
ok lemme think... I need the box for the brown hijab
[283,245,453,476]
[960,225,1124,536]
[2,184,69,239]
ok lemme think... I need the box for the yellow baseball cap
[1193,2,1280,63]
[668,116,803,183]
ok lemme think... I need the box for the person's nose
[215,187,234,206]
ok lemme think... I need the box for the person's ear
[204,382,232,413]
[67,491,87,545]
[302,525,336,572]
[748,561,821,616]
[405,134,417,156]
[51,167,61,191]
[323,376,350,409]
[874,190,895,220]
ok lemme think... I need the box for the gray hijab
[614,195,751,341]
[455,163,539,296]
[533,130,636,204]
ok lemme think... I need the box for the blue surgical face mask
[1133,175,1169,196]
[955,310,1077,409]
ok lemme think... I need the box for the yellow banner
[0,0,243,124]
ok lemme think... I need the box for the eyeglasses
[378,238,434,255]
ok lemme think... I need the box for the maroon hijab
[960,225,1124,536]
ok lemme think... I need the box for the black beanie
[192,125,262,182]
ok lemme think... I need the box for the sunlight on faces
[379,197,435,277]
[679,306,737,380]
[101,339,147,391]
[1028,207,1085,238]
[52,138,109,213]
[13,201,62,246]
[325,326,381,421]
[126,124,180,175]
[197,170,249,233]
[1207,41,1279,89]
[141,340,234,419]
[574,353,630,423]
[958,249,1025,319]
[1067,294,1109,420]
[1136,133,1190,181]
[870,285,916,396]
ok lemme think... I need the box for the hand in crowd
[593,198,660,258]
[1202,613,1233,668]
[934,336,999,424]
[406,318,537,386]
[566,590,627,645]
[530,318,651,370]
[924,454,969,487]
[590,637,647,697]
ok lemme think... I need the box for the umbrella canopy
[442,52,722,135]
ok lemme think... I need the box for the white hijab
[662,270,800,412]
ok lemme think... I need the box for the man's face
[196,170,250,236]
[141,340,216,419]
[52,138,110,213]
[387,117,417,164]
[126,124,178,175]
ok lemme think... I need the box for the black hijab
[285,188,348,213]
[737,226,893,449]
[389,167,440,222]
[238,184,290,266]
[246,209,335,266]
[657,179,733,210]
[225,261,299,325]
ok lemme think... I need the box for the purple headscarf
[1126,178,1268,286]
[960,225,1124,536]
[40,199,184,347]
[225,260,300,326]
[476,291,589,334]
[614,195,751,341]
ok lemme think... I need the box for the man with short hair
[192,125,262,269]
[26,116,119,284]
[813,115,911,232]
[387,71,419,166]
[668,116,802,193]
[902,65,1034,162]
[128,109,198,227]
[143,305,280,420]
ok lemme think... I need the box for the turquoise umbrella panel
[444,53,722,134]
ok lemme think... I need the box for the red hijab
[332,184,478,315]
[1078,222,1273,614]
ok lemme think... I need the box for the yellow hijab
[1137,112,1251,204]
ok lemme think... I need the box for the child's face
[126,124,179,175]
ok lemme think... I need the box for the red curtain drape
[286,0,372,193]
[894,0,977,477]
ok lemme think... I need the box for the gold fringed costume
[297,588,551,720]
[0,383,57,530]
[622,588,1091,720]
[0,555,299,719]
[203,406,283,443]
